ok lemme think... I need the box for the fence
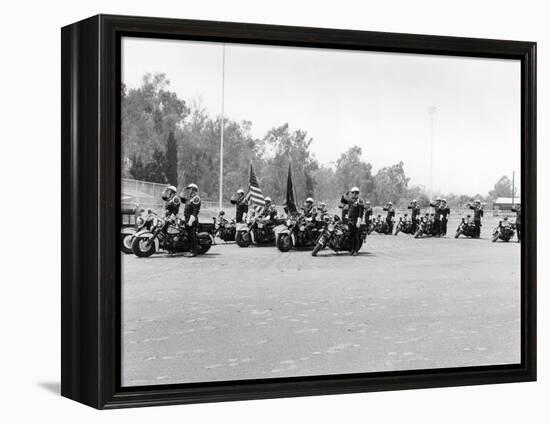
[122,178,233,221]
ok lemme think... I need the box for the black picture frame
[61,14,537,409]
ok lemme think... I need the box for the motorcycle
[491,219,516,242]
[121,209,157,254]
[213,213,236,242]
[414,214,439,238]
[394,214,415,235]
[235,215,282,248]
[276,214,320,252]
[455,216,479,239]
[311,215,368,256]
[131,216,213,257]
[370,215,389,235]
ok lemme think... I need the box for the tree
[165,130,178,186]
[121,73,189,170]
[489,175,516,200]
[143,147,167,184]
[260,124,319,204]
[372,161,410,205]
[334,146,374,200]
[128,153,145,181]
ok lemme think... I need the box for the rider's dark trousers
[441,218,448,236]
[386,219,393,235]
[516,222,521,241]
[474,219,481,238]
[349,219,360,253]
[186,221,198,253]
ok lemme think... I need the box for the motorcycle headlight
[286,219,292,226]
[299,225,306,231]
[136,217,144,226]
[328,224,334,231]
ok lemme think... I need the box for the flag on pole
[284,163,298,215]
[247,164,265,213]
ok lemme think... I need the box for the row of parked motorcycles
[121,209,214,257]
[212,211,369,256]
[121,209,518,257]
[368,213,516,242]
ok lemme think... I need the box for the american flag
[246,164,265,213]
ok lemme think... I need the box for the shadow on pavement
[37,381,60,395]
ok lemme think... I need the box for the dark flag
[285,163,298,214]
[246,164,265,213]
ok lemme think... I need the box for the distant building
[493,197,520,215]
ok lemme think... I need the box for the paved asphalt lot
[122,216,520,386]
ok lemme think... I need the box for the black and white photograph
[120,36,522,387]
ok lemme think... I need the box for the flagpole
[219,44,226,211]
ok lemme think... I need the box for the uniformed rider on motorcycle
[230,188,248,223]
[161,185,181,219]
[181,183,201,256]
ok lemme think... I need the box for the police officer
[407,199,421,232]
[383,201,395,234]
[260,197,278,223]
[302,197,318,218]
[230,188,248,223]
[438,199,451,236]
[511,204,521,242]
[161,185,181,218]
[302,197,318,231]
[364,201,373,227]
[182,183,201,256]
[468,199,484,238]
[430,197,442,236]
[340,187,365,256]
[317,202,329,221]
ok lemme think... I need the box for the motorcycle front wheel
[311,242,323,257]
[454,230,462,239]
[198,235,213,254]
[276,233,293,252]
[131,235,156,257]
[121,233,134,254]
[236,231,251,247]
[414,230,422,239]
[492,232,499,242]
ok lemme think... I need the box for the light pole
[428,106,437,197]
[219,44,226,211]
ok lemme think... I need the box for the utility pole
[219,44,225,210]
[428,106,437,198]
[512,171,515,205]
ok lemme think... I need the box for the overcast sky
[122,37,521,196]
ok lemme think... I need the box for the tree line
[122,73,516,208]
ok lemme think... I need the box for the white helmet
[265,197,272,203]
[236,188,244,194]
[436,196,441,201]
[166,185,177,193]
[306,197,314,203]
[350,186,360,193]
[186,183,199,191]
[388,201,393,206]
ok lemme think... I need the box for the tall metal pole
[428,106,437,199]
[219,44,225,210]
[512,171,515,205]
